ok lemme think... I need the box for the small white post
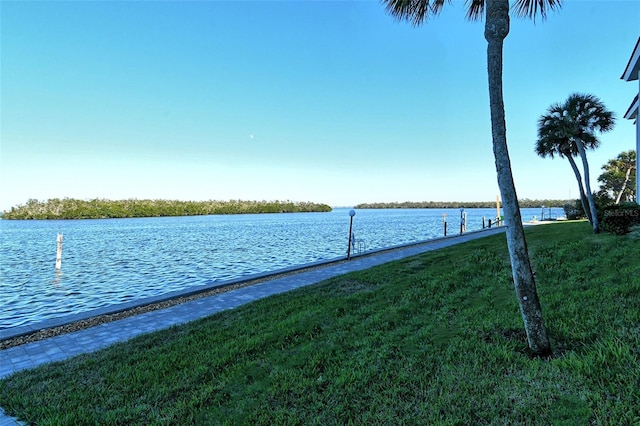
[442,213,447,236]
[56,233,63,270]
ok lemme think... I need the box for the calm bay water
[0,207,562,329]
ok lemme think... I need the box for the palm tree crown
[383,0,561,25]
[564,93,615,141]
[536,93,615,158]
[536,105,576,159]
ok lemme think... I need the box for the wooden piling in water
[56,233,63,270]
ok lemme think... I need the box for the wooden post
[443,213,447,236]
[482,216,486,229]
[55,233,63,270]
[496,195,501,225]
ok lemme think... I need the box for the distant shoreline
[1,198,332,220]
[355,199,572,209]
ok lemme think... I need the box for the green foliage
[536,93,615,162]
[601,202,640,235]
[1,198,332,220]
[356,198,570,209]
[1,222,639,424]
[597,150,636,203]
[563,200,586,220]
[563,194,613,222]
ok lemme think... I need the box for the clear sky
[1,0,639,211]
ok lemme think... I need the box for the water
[0,207,562,329]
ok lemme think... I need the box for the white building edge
[621,37,639,201]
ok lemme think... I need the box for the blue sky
[1,0,638,211]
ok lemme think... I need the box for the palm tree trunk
[485,0,550,356]
[575,140,600,233]
[615,166,632,204]
[565,155,593,224]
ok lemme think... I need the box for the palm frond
[383,0,443,26]
[465,0,484,21]
[535,136,557,159]
[566,92,616,140]
[536,102,580,159]
[513,0,562,22]
[431,0,449,15]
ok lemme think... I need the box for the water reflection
[51,270,63,286]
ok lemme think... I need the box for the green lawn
[1,221,638,425]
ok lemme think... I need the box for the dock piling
[55,233,63,270]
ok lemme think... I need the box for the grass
[1,221,639,425]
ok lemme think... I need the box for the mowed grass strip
[1,221,638,425]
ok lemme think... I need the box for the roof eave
[621,37,640,82]
[624,94,638,123]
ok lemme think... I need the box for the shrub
[563,200,586,220]
[601,202,640,235]
[563,195,614,222]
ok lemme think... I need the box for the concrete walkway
[0,227,506,425]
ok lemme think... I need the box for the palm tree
[598,150,636,204]
[536,93,616,233]
[535,108,593,224]
[383,0,560,356]
[612,151,636,204]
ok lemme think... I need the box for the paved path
[0,227,505,425]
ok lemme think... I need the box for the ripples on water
[0,207,562,329]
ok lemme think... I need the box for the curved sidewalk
[0,227,505,425]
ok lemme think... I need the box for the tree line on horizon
[355,199,571,210]
[1,198,332,220]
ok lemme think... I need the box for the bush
[563,200,586,220]
[593,193,615,224]
[601,202,640,235]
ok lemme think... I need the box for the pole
[56,233,63,271]
[442,213,447,236]
[347,209,355,260]
[496,195,501,225]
